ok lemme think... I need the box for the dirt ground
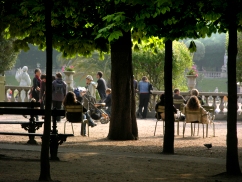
[1,115,242,182]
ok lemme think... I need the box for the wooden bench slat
[0,121,44,124]
[0,108,65,116]
[0,132,74,137]
[0,102,40,107]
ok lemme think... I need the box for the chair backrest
[184,106,203,123]
[65,105,83,123]
[202,106,215,115]
[173,99,184,109]
[156,105,165,113]
[202,106,215,120]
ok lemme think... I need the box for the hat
[86,75,93,81]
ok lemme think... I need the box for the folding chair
[202,106,216,137]
[173,99,185,110]
[183,107,207,138]
[64,105,88,136]
[154,106,180,136]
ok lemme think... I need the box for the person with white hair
[85,75,97,99]
[15,66,31,102]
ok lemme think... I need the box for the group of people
[155,88,209,124]
[16,67,111,136]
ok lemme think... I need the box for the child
[104,88,112,117]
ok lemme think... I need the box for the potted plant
[186,65,198,90]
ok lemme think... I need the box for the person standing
[39,74,46,119]
[138,76,152,119]
[86,75,97,99]
[52,72,66,122]
[96,71,107,101]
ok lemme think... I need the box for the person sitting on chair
[155,93,177,120]
[183,96,209,123]
[63,91,96,137]
[104,88,112,117]
[173,88,186,109]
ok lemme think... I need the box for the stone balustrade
[4,85,242,120]
[198,71,227,78]
[149,91,242,120]
[5,86,32,102]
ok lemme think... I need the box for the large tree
[0,33,19,75]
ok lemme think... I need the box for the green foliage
[236,32,242,82]
[133,39,192,91]
[0,33,19,75]
[58,51,111,86]
[185,40,205,63]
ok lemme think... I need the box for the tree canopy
[0,33,19,75]
[133,39,192,90]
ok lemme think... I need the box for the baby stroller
[82,92,110,124]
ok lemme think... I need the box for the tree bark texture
[108,31,138,140]
[39,0,52,180]
[163,40,174,154]
[226,0,241,175]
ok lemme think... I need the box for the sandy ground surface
[0,115,242,182]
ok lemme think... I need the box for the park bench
[0,102,74,160]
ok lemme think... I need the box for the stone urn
[186,75,197,91]
[63,71,75,92]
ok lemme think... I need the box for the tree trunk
[108,31,138,140]
[226,0,241,175]
[39,0,52,180]
[163,40,174,154]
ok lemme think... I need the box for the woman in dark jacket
[63,91,96,136]
[155,93,177,119]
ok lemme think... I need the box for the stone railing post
[219,96,225,114]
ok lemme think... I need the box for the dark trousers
[52,100,62,121]
[138,93,150,118]
[99,92,106,102]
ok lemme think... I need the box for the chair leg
[213,123,215,137]
[71,123,74,135]
[183,122,186,138]
[191,123,194,136]
[206,124,208,137]
[197,123,199,136]
[177,121,179,136]
[202,124,204,138]
[64,121,67,134]
[87,122,89,137]
[154,120,158,136]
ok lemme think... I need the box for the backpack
[54,81,64,94]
